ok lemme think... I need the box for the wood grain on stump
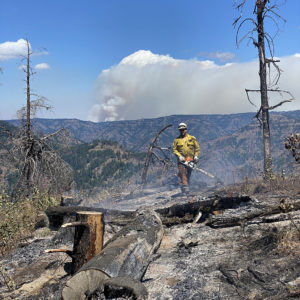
[72,211,104,274]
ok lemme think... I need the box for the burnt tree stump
[61,208,163,300]
[63,211,104,273]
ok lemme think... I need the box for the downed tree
[156,195,252,225]
[207,198,300,228]
[61,208,163,300]
[47,195,252,228]
[46,206,135,228]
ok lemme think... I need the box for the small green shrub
[0,188,59,255]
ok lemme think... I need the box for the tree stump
[62,208,163,300]
[71,211,104,273]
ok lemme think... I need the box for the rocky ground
[1,186,300,299]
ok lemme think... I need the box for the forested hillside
[7,111,300,184]
[58,140,145,191]
[0,121,146,193]
[0,121,18,186]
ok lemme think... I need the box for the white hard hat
[178,122,187,130]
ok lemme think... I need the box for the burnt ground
[1,187,300,300]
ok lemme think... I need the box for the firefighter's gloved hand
[179,156,185,162]
[194,156,199,163]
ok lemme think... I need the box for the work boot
[181,186,189,196]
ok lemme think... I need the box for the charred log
[47,195,252,228]
[87,277,148,300]
[46,206,135,229]
[207,198,300,228]
[156,195,251,226]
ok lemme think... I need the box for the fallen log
[207,198,300,228]
[47,195,252,228]
[156,195,252,225]
[61,208,163,300]
[88,277,149,300]
[46,206,135,229]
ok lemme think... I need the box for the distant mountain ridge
[7,113,256,150]
[5,111,300,184]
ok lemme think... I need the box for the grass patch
[277,227,300,256]
[0,188,59,255]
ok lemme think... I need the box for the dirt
[0,187,300,299]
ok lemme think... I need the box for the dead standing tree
[141,124,173,186]
[6,39,73,195]
[234,0,294,180]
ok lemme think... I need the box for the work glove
[179,156,185,162]
[194,156,199,163]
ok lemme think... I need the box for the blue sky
[0,0,299,121]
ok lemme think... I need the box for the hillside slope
[58,139,145,191]
[5,111,300,185]
[7,113,255,150]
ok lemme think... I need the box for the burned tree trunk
[234,0,294,181]
[62,208,163,300]
[25,38,31,142]
[62,211,105,273]
[257,0,272,180]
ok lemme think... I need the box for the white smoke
[89,50,300,122]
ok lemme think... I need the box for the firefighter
[173,122,200,195]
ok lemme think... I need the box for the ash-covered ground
[1,186,300,300]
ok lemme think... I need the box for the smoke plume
[89,50,300,121]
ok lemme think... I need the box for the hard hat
[178,122,187,130]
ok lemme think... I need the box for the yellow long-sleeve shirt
[173,133,200,159]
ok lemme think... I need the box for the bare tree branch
[141,124,173,185]
[41,128,66,141]
[233,0,247,27]
[254,106,263,127]
[268,99,292,110]
[245,89,258,107]
[235,18,257,46]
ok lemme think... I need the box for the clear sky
[0,0,299,121]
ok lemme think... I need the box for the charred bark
[61,208,163,300]
[207,198,300,228]
[257,0,273,180]
[46,206,135,229]
[156,195,251,226]
[46,195,251,228]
